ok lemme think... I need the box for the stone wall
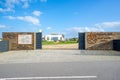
[85,32,120,50]
[2,32,35,50]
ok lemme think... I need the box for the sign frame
[18,34,32,44]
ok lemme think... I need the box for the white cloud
[66,26,104,38]
[66,21,120,38]
[0,0,31,13]
[0,24,7,29]
[46,27,52,30]
[6,16,40,25]
[32,10,42,16]
[0,8,14,12]
[17,16,40,25]
[67,27,104,32]
[95,21,120,28]
[5,0,19,8]
[7,16,15,19]
[22,2,29,8]
[60,21,120,38]
[40,0,47,2]
[5,0,31,8]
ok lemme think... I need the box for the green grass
[42,41,78,45]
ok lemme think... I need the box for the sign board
[85,32,120,50]
[87,32,114,44]
[18,34,32,44]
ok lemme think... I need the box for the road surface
[0,61,120,80]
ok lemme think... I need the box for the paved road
[0,61,120,80]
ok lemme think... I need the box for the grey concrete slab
[0,50,120,64]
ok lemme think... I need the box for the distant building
[44,33,64,41]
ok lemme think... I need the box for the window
[60,37,62,40]
[47,37,49,40]
[51,37,58,41]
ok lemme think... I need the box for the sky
[0,0,120,38]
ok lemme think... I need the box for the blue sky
[0,0,120,38]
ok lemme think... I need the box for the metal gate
[36,32,42,49]
[0,41,9,52]
[78,33,85,50]
[113,40,120,51]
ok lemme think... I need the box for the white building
[44,33,64,41]
[0,38,2,41]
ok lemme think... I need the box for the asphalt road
[0,61,120,80]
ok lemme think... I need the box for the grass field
[42,41,78,45]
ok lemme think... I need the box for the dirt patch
[42,43,78,50]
